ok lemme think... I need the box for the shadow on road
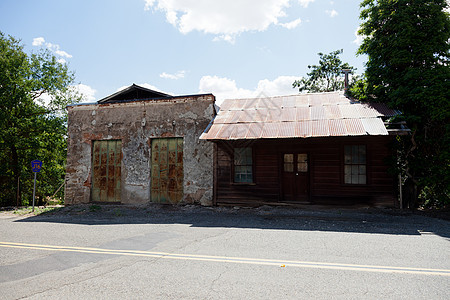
[13,204,450,239]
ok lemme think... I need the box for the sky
[0,0,367,105]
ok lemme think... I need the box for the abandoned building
[65,84,216,206]
[65,84,404,207]
[200,91,403,207]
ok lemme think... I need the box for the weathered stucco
[65,94,215,206]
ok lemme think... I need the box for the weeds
[9,206,62,216]
[89,204,102,212]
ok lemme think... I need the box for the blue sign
[31,160,43,173]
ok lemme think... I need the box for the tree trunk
[11,145,21,207]
[403,178,417,209]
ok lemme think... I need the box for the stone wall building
[65,84,216,206]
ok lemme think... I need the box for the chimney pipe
[342,69,351,96]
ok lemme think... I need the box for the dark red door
[282,153,309,202]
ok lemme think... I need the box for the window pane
[344,145,351,156]
[284,154,293,163]
[359,146,366,164]
[352,165,359,175]
[352,146,359,164]
[358,175,366,184]
[297,154,307,162]
[359,165,366,175]
[344,175,352,184]
[284,163,293,172]
[344,165,352,176]
[298,162,308,172]
[344,154,351,164]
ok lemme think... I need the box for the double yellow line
[1,241,449,276]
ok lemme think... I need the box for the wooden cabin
[201,91,401,207]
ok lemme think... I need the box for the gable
[97,84,170,104]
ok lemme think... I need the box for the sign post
[31,160,42,212]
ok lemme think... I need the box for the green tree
[0,32,80,207]
[293,49,355,93]
[357,0,450,207]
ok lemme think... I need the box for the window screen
[234,147,253,183]
[344,145,366,184]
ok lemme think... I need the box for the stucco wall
[65,94,215,206]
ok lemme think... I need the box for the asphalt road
[0,205,449,299]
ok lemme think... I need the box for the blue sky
[0,0,366,105]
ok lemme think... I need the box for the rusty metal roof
[200,91,398,140]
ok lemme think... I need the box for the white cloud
[326,9,338,18]
[212,34,238,44]
[33,84,97,107]
[74,84,97,103]
[145,0,313,42]
[31,37,73,60]
[32,37,45,46]
[298,0,315,8]
[160,70,186,80]
[279,18,302,29]
[199,75,302,106]
[353,26,364,45]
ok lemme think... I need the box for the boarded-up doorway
[151,138,184,203]
[91,140,122,202]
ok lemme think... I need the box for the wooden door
[282,153,309,202]
[151,138,184,204]
[91,140,122,202]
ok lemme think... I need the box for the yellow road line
[1,241,449,276]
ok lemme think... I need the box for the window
[344,145,366,184]
[297,153,308,172]
[283,153,308,173]
[234,147,253,183]
[284,154,294,172]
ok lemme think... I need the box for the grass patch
[7,206,63,216]
[89,204,102,212]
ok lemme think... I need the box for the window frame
[232,147,254,184]
[343,144,367,185]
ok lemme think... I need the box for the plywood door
[91,140,122,202]
[151,138,184,204]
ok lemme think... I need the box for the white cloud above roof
[278,18,302,29]
[199,75,302,105]
[353,26,364,45]
[75,84,97,103]
[145,0,314,42]
[32,37,45,46]
[31,37,73,60]
[326,9,338,18]
[160,70,186,80]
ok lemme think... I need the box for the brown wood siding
[215,136,396,207]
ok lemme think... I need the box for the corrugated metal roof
[296,121,311,138]
[344,119,366,136]
[279,122,296,138]
[361,118,388,135]
[200,91,396,140]
[247,123,263,139]
[328,119,347,136]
